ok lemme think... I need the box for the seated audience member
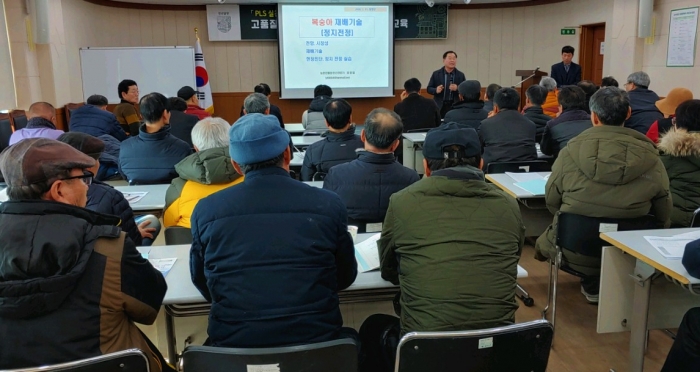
[443,80,488,130]
[482,83,501,113]
[601,76,619,87]
[657,100,700,227]
[303,84,333,131]
[113,79,141,136]
[9,102,63,145]
[478,88,537,168]
[243,93,295,154]
[178,86,211,120]
[646,87,694,143]
[539,77,560,118]
[522,85,552,142]
[167,97,199,147]
[323,108,419,225]
[661,307,700,372]
[189,113,357,348]
[0,138,171,371]
[58,132,160,246]
[393,78,441,132]
[164,117,244,229]
[301,99,364,181]
[535,87,671,303]
[239,83,284,127]
[624,71,664,134]
[540,86,592,158]
[92,133,122,181]
[119,93,192,184]
[360,123,524,372]
[69,95,128,141]
[577,80,600,113]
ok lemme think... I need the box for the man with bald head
[9,102,63,146]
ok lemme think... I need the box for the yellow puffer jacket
[541,90,559,118]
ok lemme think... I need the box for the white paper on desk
[149,258,177,276]
[122,191,148,204]
[644,236,693,259]
[354,233,381,273]
[672,230,700,241]
[506,172,545,183]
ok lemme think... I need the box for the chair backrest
[486,160,551,174]
[2,349,149,372]
[347,217,383,234]
[182,338,358,372]
[164,226,193,245]
[395,320,553,372]
[691,207,700,228]
[303,130,324,136]
[0,113,13,152]
[406,128,432,133]
[312,172,327,181]
[65,103,85,124]
[10,110,28,131]
[556,212,659,258]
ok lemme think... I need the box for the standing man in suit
[427,51,466,118]
[550,46,581,87]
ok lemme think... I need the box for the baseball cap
[229,113,288,165]
[458,80,481,98]
[177,86,199,101]
[683,238,700,279]
[58,132,105,160]
[423,122,481,160]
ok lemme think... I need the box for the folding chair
[164,226,192,245]
[10,110,28,131]
[395,319,553,372]
[1,349,149,372]
[0,113,13,152]
[312,172,327,181]
[182,338,358,372]
[485,160,551,174]
[543,212,659,332]
[691,207,700,228]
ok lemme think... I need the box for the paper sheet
[149,258,177,276]
[354,233,381,273]
[506,172,545,183]
[672,230,700,241]
[122,191,148,204]
[513,179,547,196]
[644,236,694,260]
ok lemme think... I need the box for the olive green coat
[535,125,672,275]
[378,166,525,335]
[658,128,700,227]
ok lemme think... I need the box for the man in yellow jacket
[540,77,560,118]
[164,117,243,228]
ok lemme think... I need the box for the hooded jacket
[658,128,700,227]
[302,95,331,131]
[535,125,672,275]
[69,105,128,141]
[164,147,244,228]
[539,109,592,158]
[9,118,63,146]
[0,200,167,370]
[626,88,664,134]
[119,124,192,184]
[379,165,524,335]
[443,101,489,130]
[300,129,364,181]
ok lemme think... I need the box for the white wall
[0,0,17,109]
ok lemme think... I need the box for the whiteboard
[80,47,196,103]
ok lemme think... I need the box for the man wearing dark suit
[167,97,199,148]
[427,51,467,117]
[550,46,582,87]
[394,78,441,132]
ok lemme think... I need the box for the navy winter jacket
[85,179,142,246]
[301,129,364,181]
[69,105,128,141]
[323,151,419,222]
[626,88,664,134]
[190,167,357,348]
[119,124,192,184]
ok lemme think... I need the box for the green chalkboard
[240,5,279,40]
[394,4,448,39]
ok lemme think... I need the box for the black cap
[57,132,105,160]
[423,123,481,160]
[683,238,700,279]
[177,86,199,100]
[458,80,481,98]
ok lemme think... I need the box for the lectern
[515,70,548,110]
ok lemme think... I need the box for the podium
[515,70,548,110]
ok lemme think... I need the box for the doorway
[579,23,606,86]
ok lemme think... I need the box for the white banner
[207,5,242,41]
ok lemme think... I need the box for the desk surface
[285,123,304,134]
[485,172,550,199]
[145,233,527,305]
[601,228,700,285]
[115,184,169,211]
[292,136,323,147]
[402,133,427,143]
[291,151,305,167]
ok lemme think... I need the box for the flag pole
[194,27,199,41]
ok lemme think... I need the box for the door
[580,23,606,85]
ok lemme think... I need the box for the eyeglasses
[59,171,94,186]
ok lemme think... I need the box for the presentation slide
[279,5,394,99]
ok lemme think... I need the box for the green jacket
[535,125,672,275]
[658,128,700,227]
[378,166,524,335]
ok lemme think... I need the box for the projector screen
[279,5,394,99]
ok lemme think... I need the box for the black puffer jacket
[523,106,552,142]
[301,129,364,181]
[86,179,142,246]
[540,109,592,158]
[443,101,489,130]
[626,88,663,134]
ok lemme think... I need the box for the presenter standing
[427,51,466,118]
[550,46,581,87]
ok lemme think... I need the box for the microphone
[534,66,540,73]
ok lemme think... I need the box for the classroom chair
[312,172,327,181]
[394,319,553,372]
[0,349,149,372]
[543,212,659,332]
[182,338,358,372]
[9,110,28,131]
[485,160,551,174]
[0,113,12,152]
[164,226,192,245]
[691,208,700,228]
[64,103,85,125]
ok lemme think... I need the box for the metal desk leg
[629,259,654,372]
[165,310,178,366]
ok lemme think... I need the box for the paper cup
[348,225,358,242]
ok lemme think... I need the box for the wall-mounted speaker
[28,0,50,44]
[638,0,654,38]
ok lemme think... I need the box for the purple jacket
[9,117,64,145]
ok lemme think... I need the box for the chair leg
[551,250,562,335]
[516,283,534,307]
[542,259,555,319]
